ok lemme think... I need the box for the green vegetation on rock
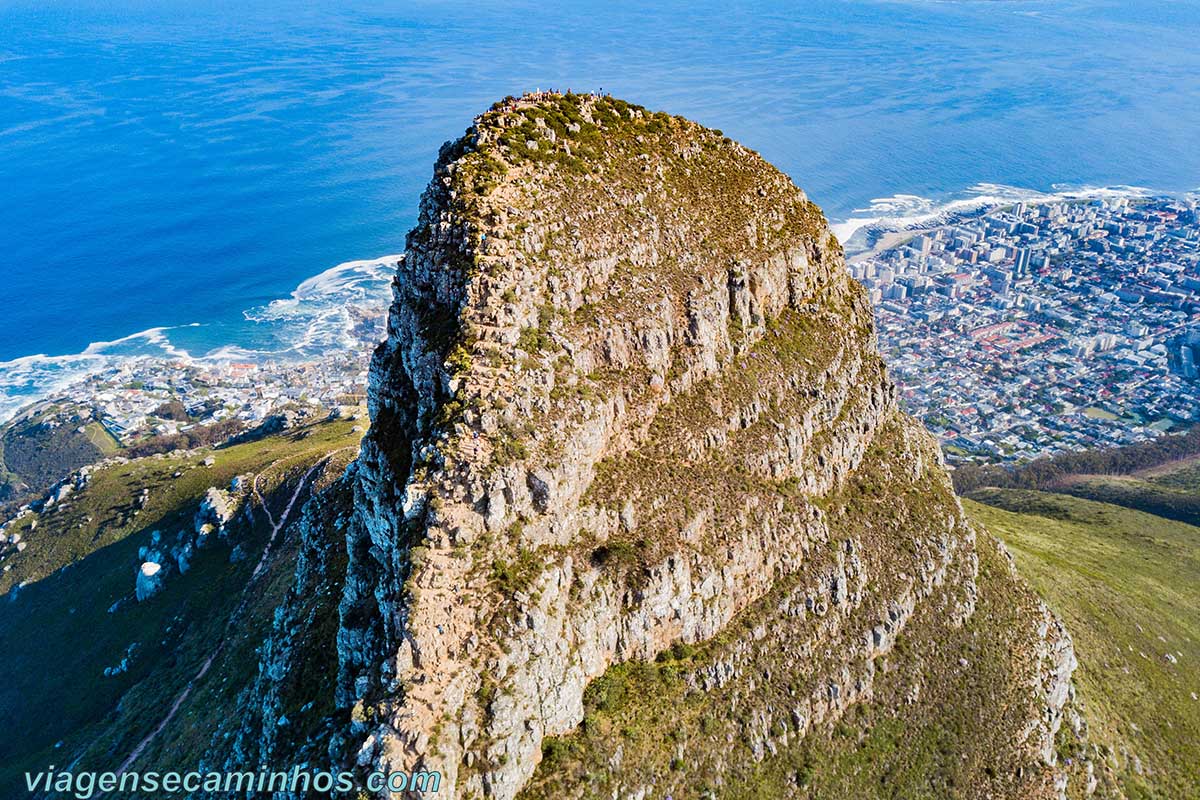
[520,416,1070,800]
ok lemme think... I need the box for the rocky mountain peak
[226,94,1077,800]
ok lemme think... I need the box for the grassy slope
[0,419,361,796]
[1,418,359,593]
[81,460,358,794]
[1134,456,1200,486]
[84,419,122,455]
[965,489,1200,799]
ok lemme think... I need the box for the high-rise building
[1014,248,1031,276]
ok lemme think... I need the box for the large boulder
[135,561,164,602]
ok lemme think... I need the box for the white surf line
[117,459,324,774]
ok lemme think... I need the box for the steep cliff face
[222,94,1080,799]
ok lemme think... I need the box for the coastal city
[86,351,371,442]
[850,196,1200,463]
[3,348,374,449]
[3,197,1198,487]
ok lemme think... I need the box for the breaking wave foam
[830,182,1164,254]
[241,256,399,356]
[2,180,1194,426]
[0,255,401,425]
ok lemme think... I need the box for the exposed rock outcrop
[131,483,249,602]
[214,93,1079,800]
[135,561,164,602]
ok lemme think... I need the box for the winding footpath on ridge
[117,457,327,774]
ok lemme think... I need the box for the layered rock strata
[219,93,1079,800]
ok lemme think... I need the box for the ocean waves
[240,256,399,355]
[0,179,1194,427]
[831,182,1168,255]
[0,255,399,425]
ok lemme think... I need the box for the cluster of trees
[151,398,191,422]
[952,425,1200,493]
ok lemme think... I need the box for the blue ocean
[1,0,1198,419]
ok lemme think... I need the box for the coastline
[846,228,918,264]
[831,182,1175,259]
[0,255,402,426]
[0,183,1193,429]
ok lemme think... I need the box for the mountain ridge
[9,93,1200,800]
[211,93,1083,798]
